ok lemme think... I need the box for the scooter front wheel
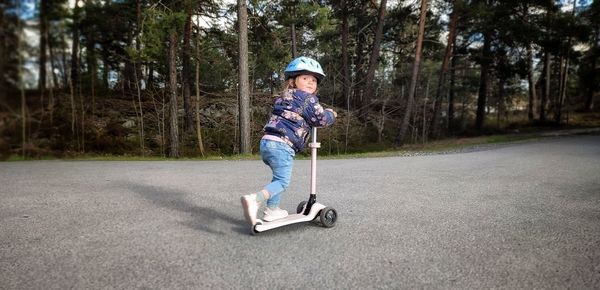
[319,207,337,228]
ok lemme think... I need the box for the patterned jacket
[263,89,336,152]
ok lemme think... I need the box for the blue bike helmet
[284,56,326,83]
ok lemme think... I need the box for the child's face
[294,74,318,94]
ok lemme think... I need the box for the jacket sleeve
[302,95,336,128]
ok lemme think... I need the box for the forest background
[0,0,598,160]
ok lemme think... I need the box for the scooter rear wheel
[251,220,262,235]
[296,201,307,214]
[319,207,337,228]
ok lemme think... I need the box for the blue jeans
[260,139,295,208]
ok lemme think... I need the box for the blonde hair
[282,78,295,91]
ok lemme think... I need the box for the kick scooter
[253,127,338,234]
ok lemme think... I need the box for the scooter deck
[254,202,326,232]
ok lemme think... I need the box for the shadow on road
[121,182,249,235]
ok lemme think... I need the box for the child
[241,56,337,226]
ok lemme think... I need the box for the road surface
[1,135,599,289]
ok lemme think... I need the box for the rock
[122,119,136,128]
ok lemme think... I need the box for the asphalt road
[1,135,599,289]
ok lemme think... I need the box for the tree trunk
[17,0,27,157]
[353,23,366,111]
[147,62,154,90]
[291,23,297,58]
[133,61,144,155]
[431,2,458,138]
[584,22,597,112]
[341,0,351,153]
[238,0,251,154]
[585,51,596,111]
[182,10,194,132]
[447,46,457,134]
[39,0,48,95]
[195,35,205,157]
[61,35,69,90]
[527,43,537,120]
[497,78,506,129]
[475,30,491,131]
[79,75,85,153]
[377,96,389,143]
[423,76,431,144]
[70,0,80,136]
[168,31,179,158]
[134,0,143,88]
[47,54,56,125]
[102,54,110,90]
[48,31,59,90]
[287,0,298,58]
[86,33,96,115]
[70,0,80,94]
[363,0,387,113]
[555,0,577,124]
[540,50,550,122]
[556,54,568,124]
[353,56,364,111]
[341,0,350,109]
[0,4,5,102]
[123,29,136,93]
[398,0,428,145]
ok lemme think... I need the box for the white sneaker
[241,194,259,226]
[263,207,289,222]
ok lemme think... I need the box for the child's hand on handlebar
[325,108,337,117]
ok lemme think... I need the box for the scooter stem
[309,127,320,196]
[303,127,320,215]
